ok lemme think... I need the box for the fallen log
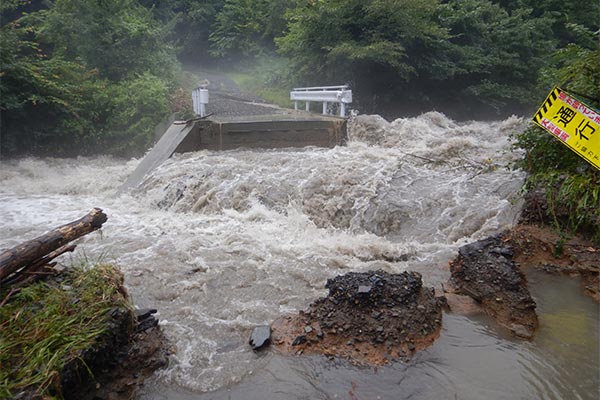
[0,208,107,284]
[5,244,77,288]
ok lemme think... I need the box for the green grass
[225,55,294,108]
[0,264,132,399]
[227,70,292,108]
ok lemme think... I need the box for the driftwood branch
[0,208,107,286]
[5,244,77,288]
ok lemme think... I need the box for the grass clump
[0,264,133,399]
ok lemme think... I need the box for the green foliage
[210,0,288,59]
[277,0,446,82]
[0,0,178,157]
[497,0,600,48]
[140,0,225,63]
[41,0,178,81]
[512,36,600,241]
[436,0,555,114]
[275,0,561,117]
[0,264,132,399]
[524,170,600,240]
[3,0,599,156]
[103,73,171,154]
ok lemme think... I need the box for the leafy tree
[494,0,600,48]
[277,0,448,114]
[433,0,556,116]
[1,0,177,157]
[275,0,561,117]
[210,0,288,59]
[40,0,178,81]
[139,0,225,64]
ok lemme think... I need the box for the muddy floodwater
[1,112,598,399]
[138,270,598,400]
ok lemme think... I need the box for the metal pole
[305,101,310,112]
[340,102,346,117]
[323,101,328,115]
[294,101,298,110]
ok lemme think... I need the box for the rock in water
[136,308,159,332]
[449,233,538,338]
[249,325,271,351]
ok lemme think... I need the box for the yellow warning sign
[533,87,599,170]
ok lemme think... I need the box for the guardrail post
[305,101,310,112]
[323,101,328,115]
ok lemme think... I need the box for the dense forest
[1,0,598,157]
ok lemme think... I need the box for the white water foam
[0,112,527,392]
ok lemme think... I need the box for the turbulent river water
[1,112,598,399]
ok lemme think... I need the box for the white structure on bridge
[291,85,352,117]
[192,85,209,117]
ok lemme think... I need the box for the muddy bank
[448,234,538,338]
[0,265,169,400]
[271,270,445,365]
[447,221,599,340]
[59,284,171,400]
[516,187,599,301]
[65,320,171,400]
[508,224,599,302]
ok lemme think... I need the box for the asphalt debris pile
[271,270,445,365]
[449,234,538,339]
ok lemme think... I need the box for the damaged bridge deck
[118,112,347,193]
[176,113,347,153]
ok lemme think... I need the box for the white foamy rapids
[140,112,526,242]
[0,112,527,392]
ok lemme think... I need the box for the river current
[1,112,597,399]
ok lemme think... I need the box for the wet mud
[447,222,599,340]
[64,315,170,400]
[508,224,599,302]
[271,270,445,365]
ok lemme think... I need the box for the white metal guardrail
[192,85,209,117]
[291,85,352,117]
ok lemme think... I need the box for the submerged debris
[271,270,445,365]
[449,234,538,338]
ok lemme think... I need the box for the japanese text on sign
[533,87,599,170]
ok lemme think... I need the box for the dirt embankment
[515,189,599,301]
[446,223,599,340]
[271,270,445,365]
[448,234,538,338]
[508,224,599,301]
[65,319,170,400]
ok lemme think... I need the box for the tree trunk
[0,208,107,282]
